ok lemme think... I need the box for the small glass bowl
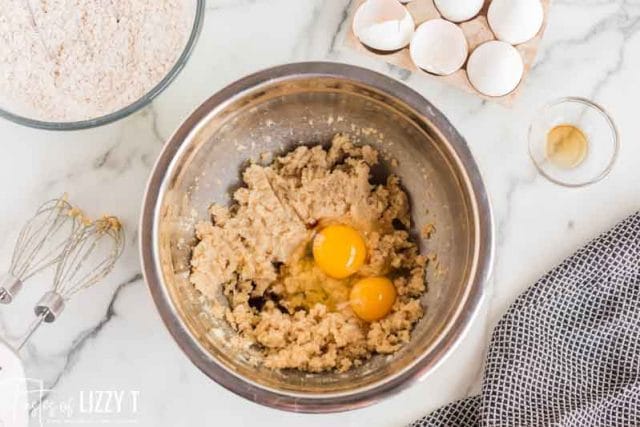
[528,97,619,187]
[0,0,205,131]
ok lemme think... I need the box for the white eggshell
[410,19,468,76]
[466,41,524,97]
[488,0,544,45]
[353,0,415,51]
[434,0,484,23]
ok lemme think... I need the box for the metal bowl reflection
[140,62,493,413]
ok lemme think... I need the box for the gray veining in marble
[1,1,639,425]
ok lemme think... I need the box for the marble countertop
[1,0,639,425]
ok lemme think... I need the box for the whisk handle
[14,291,65,351]
[35,291,65,322]
[15,313,45,351]
[0,272,23,304]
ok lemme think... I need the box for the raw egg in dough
[350,277,396,322]
[312,224,366,279]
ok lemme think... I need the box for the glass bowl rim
[528,96,620,188]
[0,0,205,131]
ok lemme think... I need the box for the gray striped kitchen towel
[413,212,640,426]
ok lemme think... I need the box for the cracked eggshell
[466,40,524,97]
[488,0,544,45]
[433,0,484,23]
[410,19,468,76]
[353,0,415,51]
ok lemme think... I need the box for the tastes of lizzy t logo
[1,378,140,426]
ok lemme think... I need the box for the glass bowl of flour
[0,0,204,130]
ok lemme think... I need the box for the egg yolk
[312,224,366,279]
[350,277,396,322]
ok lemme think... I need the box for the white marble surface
[1,0,639,425]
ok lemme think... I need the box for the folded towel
[413,212,640,426]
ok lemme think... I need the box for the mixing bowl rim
[140,61,494,413]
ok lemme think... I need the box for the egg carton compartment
[343,0,550,105]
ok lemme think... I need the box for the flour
[0,0,194,122]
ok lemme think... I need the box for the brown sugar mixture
[190,134,427,372]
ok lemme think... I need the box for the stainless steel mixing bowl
[140,62,493,413]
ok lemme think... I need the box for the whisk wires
[14,215,125,350]
[53,215,125,300]
[8,197,81,281]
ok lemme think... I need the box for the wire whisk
[16,215,125,350]
[0,197,83,304]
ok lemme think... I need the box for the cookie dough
[190,134,427,372]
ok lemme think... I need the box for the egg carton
[343,0,550,105]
